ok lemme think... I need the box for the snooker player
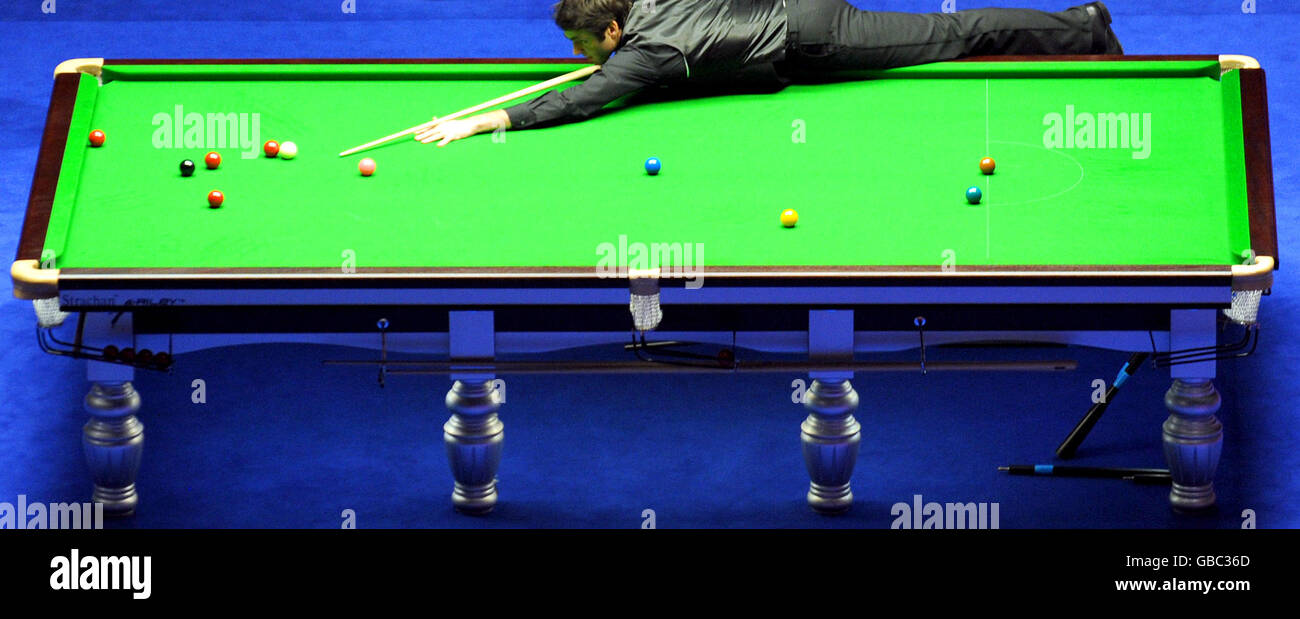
[415,0,1124,146]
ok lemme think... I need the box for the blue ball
[645,157,661,175]
[966,186,982,204]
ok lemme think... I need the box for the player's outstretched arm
[414,45,678,146]
[415,110,512,147]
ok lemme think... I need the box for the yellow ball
[780,209,798,228]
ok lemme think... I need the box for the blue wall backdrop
[0,1,1295,528]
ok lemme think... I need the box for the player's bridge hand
[415,117,476,147]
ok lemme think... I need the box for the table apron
[54,284,1232,308]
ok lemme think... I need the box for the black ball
[180,159,196,177]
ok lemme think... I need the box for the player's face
[565,25,618,63]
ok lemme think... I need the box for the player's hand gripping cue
[415,110,511,147]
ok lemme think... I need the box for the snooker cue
[337,64,601,157]
[1054,352,1149,459]
[999,465,1171,479]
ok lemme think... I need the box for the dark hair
[553,0,633,39]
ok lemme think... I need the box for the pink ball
[358,158,376,177]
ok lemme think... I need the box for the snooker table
[11,56,1277,519]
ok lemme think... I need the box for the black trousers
[777,0,1114,74]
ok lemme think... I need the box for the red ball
[263,140,280,157]
[979,157,996,175]
[207,190,224,208]
[205,152,221,169]
[88,130,106,147]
